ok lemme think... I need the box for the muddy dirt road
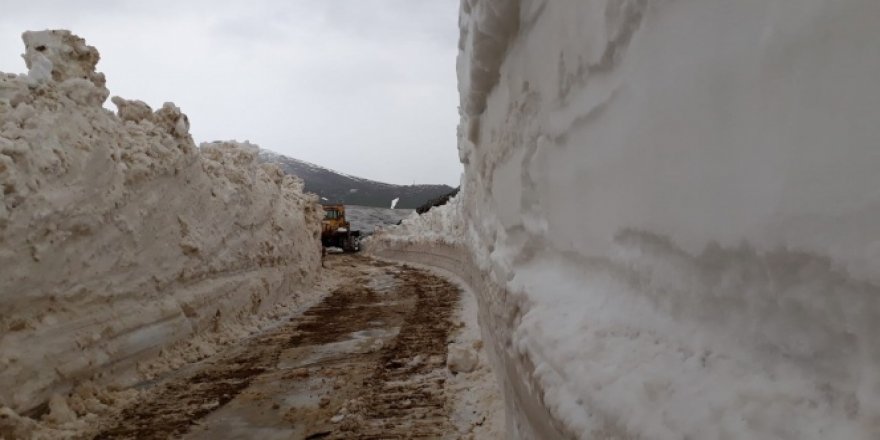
[90,254,470,439]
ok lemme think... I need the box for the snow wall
[0,31,322,413]
[371,0,880,438]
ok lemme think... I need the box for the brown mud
[91,254,461,440]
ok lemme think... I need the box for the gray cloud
[0,0,462,185]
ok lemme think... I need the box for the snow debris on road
[444,272,504,440]
[370,1,880,439]
[0,29,322,435]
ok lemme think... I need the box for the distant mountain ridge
[257,149,455,209]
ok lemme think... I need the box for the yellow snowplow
[321,204,361,252]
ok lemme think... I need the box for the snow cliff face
[0,31,322,413]
[376,1,880,438]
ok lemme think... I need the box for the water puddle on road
[276,327,400,370]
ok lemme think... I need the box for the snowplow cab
[321,204,361,252]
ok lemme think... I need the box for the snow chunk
[21,30,108,104]
[44,395,77,425]
[447,345,478,374]
[111,96,153,123]
[21,30,104,86]
[26,53,52,82]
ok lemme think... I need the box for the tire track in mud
[331,267,458,439]
[90,255,461,439]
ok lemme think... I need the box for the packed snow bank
[372,1,880,438]
[344,205,412,235]
[374,195,465,245]
[0,30,322,414]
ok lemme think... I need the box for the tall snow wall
[372,0,880,438]
[0,31,322,413]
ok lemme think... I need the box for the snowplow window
[324,210,339,219]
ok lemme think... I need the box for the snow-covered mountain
[258,150,454,209]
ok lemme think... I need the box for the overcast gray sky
[0,0,462,186]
